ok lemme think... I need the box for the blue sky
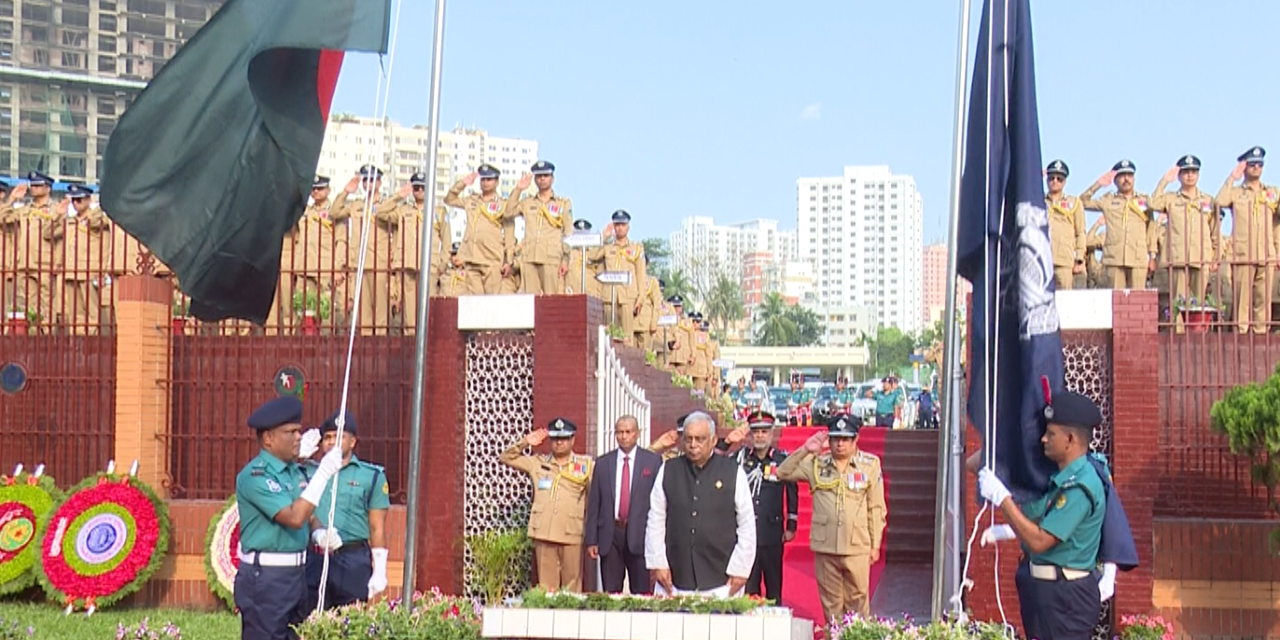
[331,0,1279,244]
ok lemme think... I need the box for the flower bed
[829,614,1009,640]
[295,588,481,640]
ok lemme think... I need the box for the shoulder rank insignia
[382,481,389,495]
[250,468,265,477]
[1054,493,1068,510]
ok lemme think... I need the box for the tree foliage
[1210,363,1280,552]
[752,292,824,347]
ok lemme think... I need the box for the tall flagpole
[932,0,972,621]
[403,0,447,596]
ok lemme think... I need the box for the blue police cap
[247,396,304,431]
[547,417,576,438]
[573,218,592,231]
[26,171,51,186]
[676,413,690,433]
[668,295,683,305]
[1111,159,1135,175]
[1239,146,1265,165]
[409,172,427,187]
[699,320,710,330]
[1042,391,1102,430]
[477,164,500,179]
[530,160,555,175]
[827,413,860,438]
[450,242,460,253]
[320,409,357,436]
[312,175,331,189]
[1045,160,1069,177]
[358,164,384,180]
[67,184,94,199]
[611,210,631,223]
[1176,155,1201,171]
[658,279,666,289]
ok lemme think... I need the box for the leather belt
[312,540,369,554]
[239,550,305,567]
[1029,562,1091,581]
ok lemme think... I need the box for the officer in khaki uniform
[651,285,676,358]
[778,414,886,623]
[565,218,601,297]
[1,172,61,328]
[1215,146,1278,334]
[667,299,693,375]
[637,272,663,350]
[690,313,711,391]
[289,176,351,333]
[500,418,594,591]
[500,219,522,294]
[386,172,449,334]
[438,243,468,297]
[1080,160,1154,290]
[1084,218,1107,289]
[593,211,648,347]
[445,164,520,295]
[1044,160,1086,290]
[339,166,400,335]
[60,185,108,334]
[510,161,573,295]
[1149,155,1221,332]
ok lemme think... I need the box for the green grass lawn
[0,602,239,640]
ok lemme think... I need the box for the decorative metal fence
[594,325,652,456]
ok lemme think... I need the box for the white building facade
[797,165,924,334]
[669,216,797,294]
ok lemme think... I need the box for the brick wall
[963,290,1160,630]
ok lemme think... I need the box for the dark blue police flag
[955,0,1061,500]
[957,0,1138,572]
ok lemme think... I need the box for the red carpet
[776,427,889,628]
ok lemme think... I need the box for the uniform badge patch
[265,478,282,493]
[1055,494,1067,510]
[382,482,389,495]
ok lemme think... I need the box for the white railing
[594,326,652,456]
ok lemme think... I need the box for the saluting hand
[7,183,27,202]
[653,430,679,450]
[526,429,549,447]
[1162,166,1179,184]
[1231,160,1246,182]
[516,173,533,191]
[345,176,360,194]
[803,432,827,454]
[1094,170,1116,188]
[463,171,478,187]
[398,183,412,199]
[725,426,749,446]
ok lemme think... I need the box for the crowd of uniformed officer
[1044,146,1280,334]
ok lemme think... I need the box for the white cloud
[799,103,822,121]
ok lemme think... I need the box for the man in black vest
[735,411,798,604]
[644,411,756,595]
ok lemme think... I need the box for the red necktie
[618,454,631,521]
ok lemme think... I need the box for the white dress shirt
[644,461,757,583]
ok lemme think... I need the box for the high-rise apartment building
[315,115,540,210]
[0,0,225,183]
[669,216,797,298]
[921,243,971,326]
[797,165,924,333]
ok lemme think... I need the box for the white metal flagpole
[932,0,973,621]
[403,0,448,596]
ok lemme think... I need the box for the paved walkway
[870,562,933,620]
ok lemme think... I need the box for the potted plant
[5,308,34,335]
[1116,613,1175,640]
[605,323,627,343]
[465,527,531,607]
[291,290,332,336]
[1173,294,1222,333]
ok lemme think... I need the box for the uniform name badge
[537,477,553,491]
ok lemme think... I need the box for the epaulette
[857,450,880,462]
[357,459,386,473]
[816,454,834,467]
[299,459,318,469]
[250,467,265,477]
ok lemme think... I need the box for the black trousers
[234,562,307,640]
[600,525,651,594]
[1015,560,1101,640]
[746,544,783,604]
[875,412,894,428]
[305,544,373,611]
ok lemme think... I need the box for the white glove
[978,468,1011,507]
[1098,562,1116,601]
[310,528,343,551]
[298,429,321,459]
[368,548,389,598]
[301,448,345,506]
[980,524,1015,547]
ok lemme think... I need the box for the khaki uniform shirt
[341,195,399,271]
[1,201,62,271]
[292,193,350,276]
[594,238,647,304]
[499,442,594,545]
[1215,181,1279,264]
[511,191,573,265]
[1080,186,1152,268]
[565,248,600,296]
[778,449,887,556]
[1046,193,1086,267]
[692,330,711,378]
[62,206,109,282]
[669,318,693,365]
[444,182,519,267]
[1149,183,1219,266]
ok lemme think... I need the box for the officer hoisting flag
[952,0,1138,630]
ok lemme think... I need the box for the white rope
[313,0,406,614]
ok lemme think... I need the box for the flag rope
[314,0,408,614]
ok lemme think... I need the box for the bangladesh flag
[100,0,392,324]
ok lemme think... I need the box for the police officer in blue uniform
[978,391,1108,640]
[304,409,392,610]
[234,397,345,640]
[734,411,798,604]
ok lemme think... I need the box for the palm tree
[753,292,798,346]
[705,273,746,342]
[660,269,696,309]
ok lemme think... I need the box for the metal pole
[580,246,587,294]
[932,0,973,621]
[403,0,447,597]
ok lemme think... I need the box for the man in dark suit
[585,415,663,594]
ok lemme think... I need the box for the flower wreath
[0,470,64,596]
[202,494,239,610]
[34,472,170,612]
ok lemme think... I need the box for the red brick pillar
[1108,289,1158,618]
[532,295,604,456]
[413,298,467,594]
